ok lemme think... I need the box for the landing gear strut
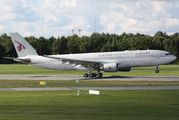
[155,65,159,73]
[83,71,103,78]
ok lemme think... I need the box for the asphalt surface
[0,75,179,81]
[0,75,179,91]
[0,86,179,91]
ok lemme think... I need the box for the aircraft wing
[46,55,101,68]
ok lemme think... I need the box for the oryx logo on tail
[14,40,25,52]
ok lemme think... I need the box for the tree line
[0,31,179,64]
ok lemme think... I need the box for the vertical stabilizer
[10,32,38,57]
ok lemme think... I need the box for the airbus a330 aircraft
[4,32,176,78]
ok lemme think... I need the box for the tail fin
[10,32,38,57]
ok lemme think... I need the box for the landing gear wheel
[97,73,103,78]
[89,74,93,77]
[155,70,159,73]
[155,65,159,73]
[93,73,97,77]
[83,73,88,77]
[83,71,103,78]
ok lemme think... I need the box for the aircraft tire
[93,73,97,77]
[89,74,93,77]
[84,73,88,77]
[97,73,103,77]
[155,70,159,73]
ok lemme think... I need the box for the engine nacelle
[102,63,118,72]
[101,63,131,72]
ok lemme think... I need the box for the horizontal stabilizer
[3,57,31,63]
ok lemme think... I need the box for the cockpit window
[166,53,172,55]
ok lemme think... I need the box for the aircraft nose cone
[172,55,177,61]
[174,56,177,60]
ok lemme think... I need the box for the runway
[0,75,179,81]
[0,75,179,91]
[0,86,179,91]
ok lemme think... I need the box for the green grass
[0,90,178,120]
[0,64,179,76]
[0,80,179,87]
[0,64,179,119]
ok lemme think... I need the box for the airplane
[4,32,176,78]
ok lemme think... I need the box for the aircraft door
[114,54,117,59]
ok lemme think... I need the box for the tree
[24,36,38,49]
[67,34,80,53]
[79,36,91,53]
[48,36,56,54]
[53,36,67,54]
[35,37,51,54]
[0,44,6,63]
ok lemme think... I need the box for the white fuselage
[9,32,176,77]
[21,50,176,71]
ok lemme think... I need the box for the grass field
[0,64,179,120]
[0,64,179,76]
[0,90,178,120]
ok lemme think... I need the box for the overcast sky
[0,0,179,38]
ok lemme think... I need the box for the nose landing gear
[155,65,159,73]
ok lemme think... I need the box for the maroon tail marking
[36,51,44,56]
[14,40,25,52]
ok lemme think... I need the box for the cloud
[99,0,179,35]
[0,25,7,32]
[0,0,179,38]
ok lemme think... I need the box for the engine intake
[102,63,118,72]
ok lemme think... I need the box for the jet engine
[101,63,118,72]
[101,63,131,72]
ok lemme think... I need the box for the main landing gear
[155,65,159,73]
[83,71,103,78]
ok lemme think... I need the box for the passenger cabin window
[166,53,172,56]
